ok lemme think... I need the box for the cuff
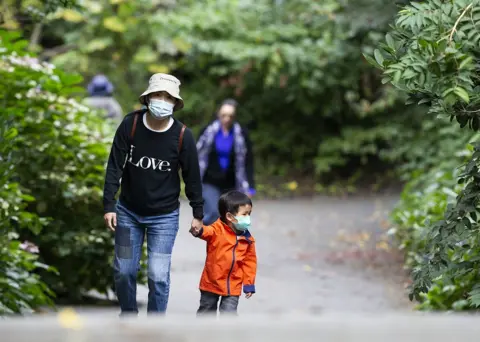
[196,227,204,238]
[193,206,204,220]
[104,200,116,214]
[243,284,255,294]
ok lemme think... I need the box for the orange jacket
[196,218,257,296]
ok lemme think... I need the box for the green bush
[0,38,54,313]
[0,237,55,314]
[0,141,54,314]
[43,0,420,181]
[390,123,477,265]
[0,29,123,303]
[390,132,480,310]
[375,0,480,310]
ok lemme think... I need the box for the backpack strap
[178,124,186,171]
[178,124,186,153]
[130,114,139,139]
[128,108,147,141]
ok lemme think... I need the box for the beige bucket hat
[139,73,184,111]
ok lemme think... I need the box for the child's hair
[218,190,252,221]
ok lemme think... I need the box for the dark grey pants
[197,290,239,316]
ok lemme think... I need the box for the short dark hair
[218,190,252,220]
[221,98,238,108]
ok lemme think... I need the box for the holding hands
[190,218,202,237]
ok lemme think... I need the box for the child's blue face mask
[233,215,251,231]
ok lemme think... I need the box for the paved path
[5,192,467,341]
[147,191,411,316]
[4,313,480,342]
[76,191,410,316]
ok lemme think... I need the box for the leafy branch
[369,0,480,308]
[449,3,474,42]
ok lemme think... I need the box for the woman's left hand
[191,218,203,232]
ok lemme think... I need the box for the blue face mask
[148,99,174,120]
[233,215,251,231]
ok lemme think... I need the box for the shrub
[0,39,53,313]
[1,29,124,302]
[373,0,480,309]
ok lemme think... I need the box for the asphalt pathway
[159,192,411,316]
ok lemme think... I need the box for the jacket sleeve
[196,125,208,141]
[243,127,256,193]
[196,224,215,242]
[180,128,205,220]
[242,241,257,293]
[195,125,208,155]
[103,118,129,213]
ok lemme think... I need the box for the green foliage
[368,0,480,128]
[0,238,55,315]
[375,0,480,310]
[390,127,476,267]
[1,0,78,30]
[43,0,422,181]
[390,127,480,311]
[0,145,52,315]
[0,29,123,305]
[0,32,54,314]
[416,273,477,311]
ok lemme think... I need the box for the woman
[103,73,204,315]
[196,99,255,225]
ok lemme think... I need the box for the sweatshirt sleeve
[180,128,205,220]
[103,118,129,213]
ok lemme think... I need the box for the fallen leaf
[286,181,298,191]
[380,219,390,229]
[376,241,390,251]
[57,308,83,330]
[287,230,297,237]
[360,232,371,241]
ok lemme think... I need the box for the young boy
[190,190,257,316]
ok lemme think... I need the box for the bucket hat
[139,73,184,111]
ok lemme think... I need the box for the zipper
[226,236,239,296]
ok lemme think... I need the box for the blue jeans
[113,202,179,315]
[203,183,222,225]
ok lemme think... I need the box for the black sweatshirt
[103,112,204,219]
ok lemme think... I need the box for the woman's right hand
[104,212,117,232]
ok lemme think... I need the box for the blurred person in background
[196,99,255,225]
[84,74,123,126]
